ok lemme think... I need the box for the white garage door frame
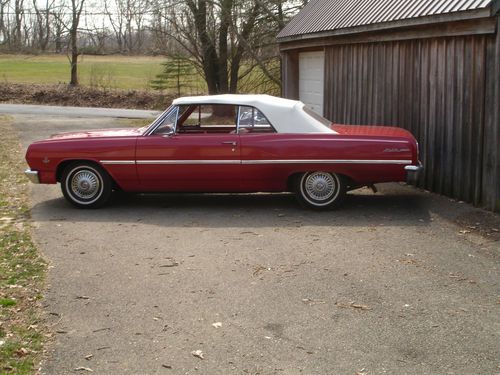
[298,50,325,116]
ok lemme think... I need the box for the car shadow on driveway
[31,184,432,228]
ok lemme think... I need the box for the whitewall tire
[295,171,346,210]
[61,162,112,208]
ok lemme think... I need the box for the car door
[136,104,241,192]
[237,106,290,192]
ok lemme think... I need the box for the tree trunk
[70,51,78,85]
[217,0,232,93]
[54,22,62,53]
[14,0,24,48]
[69,0,84,86]
[187,0,221,94]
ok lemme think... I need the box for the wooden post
[281,51,299,100]
[484,15,500,211]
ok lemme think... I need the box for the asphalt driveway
[10,109,500,374]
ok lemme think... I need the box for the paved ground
[10,111,500,374]
[0,103,159,119]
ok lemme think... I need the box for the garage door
[299,51,325,116]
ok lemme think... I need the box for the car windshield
[302,106,332,129]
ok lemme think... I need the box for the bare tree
[68,0,84,84]
[157,0,262,95]
[51,3,65,53]
[12,0,25,48]
[32,0,54,51]
[53,0,85,84]
[105,0,150,54]
[149,0,177,54]
[151,0,303,95]
[105,0,125,52]
[0,0,10,45]
[131,0,149,52]
[0,0,305,92]
[85,17,109,54]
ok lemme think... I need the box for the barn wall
[483,16,500,211]
[312,33,499,210]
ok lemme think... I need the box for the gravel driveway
[11,111,500,375]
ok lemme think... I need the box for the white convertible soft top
[172,94,336,134]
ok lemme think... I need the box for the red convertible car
[25,95,422,209]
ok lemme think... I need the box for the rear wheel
[294,171,346,210]
[61,162,112,208]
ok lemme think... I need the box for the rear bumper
[25,169,40,184]
[405,162,423,184]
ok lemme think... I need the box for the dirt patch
[0,83,173,110]
[454,209,500,241]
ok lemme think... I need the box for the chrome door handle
[222,141,237,146]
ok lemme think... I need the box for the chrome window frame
[236,105,276,134]
[143,105,179,136]
[145,104,277,136]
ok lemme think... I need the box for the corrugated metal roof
[278,0,494,39]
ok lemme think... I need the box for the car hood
[332,124,414,138]
[49,128,144,140]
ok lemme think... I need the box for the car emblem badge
[42,157,50,164]
[384,148,410,153]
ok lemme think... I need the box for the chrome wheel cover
[65,166,104,205]
[71,170,100,199]
[299,172,341,207]
[303,172,336,201]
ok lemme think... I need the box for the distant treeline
[0,0,305,93]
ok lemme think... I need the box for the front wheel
[61,162,112,208]
[294,171,347,210]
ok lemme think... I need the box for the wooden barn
[278,0,500,211]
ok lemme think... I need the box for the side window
[238,106,275,134]
[177,104,237,134]
[152,107,178,135]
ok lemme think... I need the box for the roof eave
[277,8,492,43]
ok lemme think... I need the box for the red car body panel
[26,131,139,188]
[26,128,418,192]
[25,116,420,195]
[135,134,241,191]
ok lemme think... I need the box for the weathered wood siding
[311,33,499,209]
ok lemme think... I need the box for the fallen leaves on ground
[302,298,326,305]
[191,350,205,359]
[74,366,94,372]
[335,301,372,311]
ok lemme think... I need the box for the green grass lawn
[0,54,167,90]
[0,53,280,95]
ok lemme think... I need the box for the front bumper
[405,162,423,184]
[25,169,40,184]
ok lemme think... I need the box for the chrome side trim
[136,160,241,165]
[100,160,136,165]
[337,139,409,144]
[25,169,40,184]
[242,159,412,165]
[99,159,412,166]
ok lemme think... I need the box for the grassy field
[0,54,280,95]
[0,116,46,373]
[0,54,170,91]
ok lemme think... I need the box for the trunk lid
[332,124,414,139]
